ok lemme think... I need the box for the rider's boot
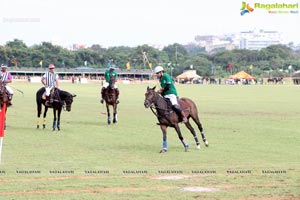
[115,88,120,104]
[173,104,187,123]
[7,94,13,106]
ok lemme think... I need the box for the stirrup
[100,99,104,104]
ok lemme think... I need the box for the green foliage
[1,39,300,78]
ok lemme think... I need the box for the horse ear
[147,86,150,90]
[152,86,156,90]
[72,94,77,97]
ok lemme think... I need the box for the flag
[0,103,7,138]
[149,63,152,70]
[126,62,130,70]
[39,60,43,67]
[12,59,18,66]
[249,64,253,70]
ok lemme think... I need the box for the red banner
[0,103,6,138]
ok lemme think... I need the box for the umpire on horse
[100,66,120,104]
[0,64,14,106]
[41,64,59,106]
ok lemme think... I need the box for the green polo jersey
[104,70,118,82]
[159,73,177,96]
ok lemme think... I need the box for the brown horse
[103,76,118,124]
[144,86,208,153]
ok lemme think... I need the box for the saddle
[43,88,62,106]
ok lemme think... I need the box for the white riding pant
[45,86,53,96]
[164,94,178,106]
[103,82,118,88]
[5,85,14,94]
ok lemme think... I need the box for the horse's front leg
[43,107,48,129]
[160,125,168,153]
[113,104,117,123]
[52,109,57,131]
[57,107,62,131]
[174,124,189,152]
[106,104,111,125]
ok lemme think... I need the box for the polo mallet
[11,86,24,96]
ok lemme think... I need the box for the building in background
[239,29,282,50]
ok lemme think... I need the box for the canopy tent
[176,70,202,81]
[229,70,255,80]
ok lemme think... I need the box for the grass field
[0,82,299,200]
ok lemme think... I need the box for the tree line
[1,39,300,78]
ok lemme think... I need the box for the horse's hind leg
[184,121,201,149]
[191,113,208,147]
[37,103,42,129]
[174,124,189,152]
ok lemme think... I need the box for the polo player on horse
[100,66,120,104]
[41,64,59,106]
[154,66,187,123]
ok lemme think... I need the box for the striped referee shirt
[42,72,58,87]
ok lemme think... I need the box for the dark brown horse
[144,86,208,153]
[103,76,118,124]
[36,87,76,131]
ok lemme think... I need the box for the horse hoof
[184,145,189,152]
[160,149,167,153]
[205,141,209,147]
[196,145,201,150]
[37,125,40,129]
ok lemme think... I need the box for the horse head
[108,76,116,89]
[144,86,157,108]
[64,93,76,112]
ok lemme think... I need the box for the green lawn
[0,82,299,199]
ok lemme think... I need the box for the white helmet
[154,66,164,73]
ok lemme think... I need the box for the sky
[0,0,300,48]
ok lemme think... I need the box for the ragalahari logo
[240,2,254,15]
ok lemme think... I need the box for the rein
[149,92,173,118]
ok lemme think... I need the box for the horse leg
[57,107,62,131]
[184,120,201,150]
[37,103,42,129]
[113,104,117,123]
[190,113,209,147]
[106,104,111,125]
[43,107,48,129]
[174,124,189,152]
[52,109,57,131]
[160,125,168,153]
